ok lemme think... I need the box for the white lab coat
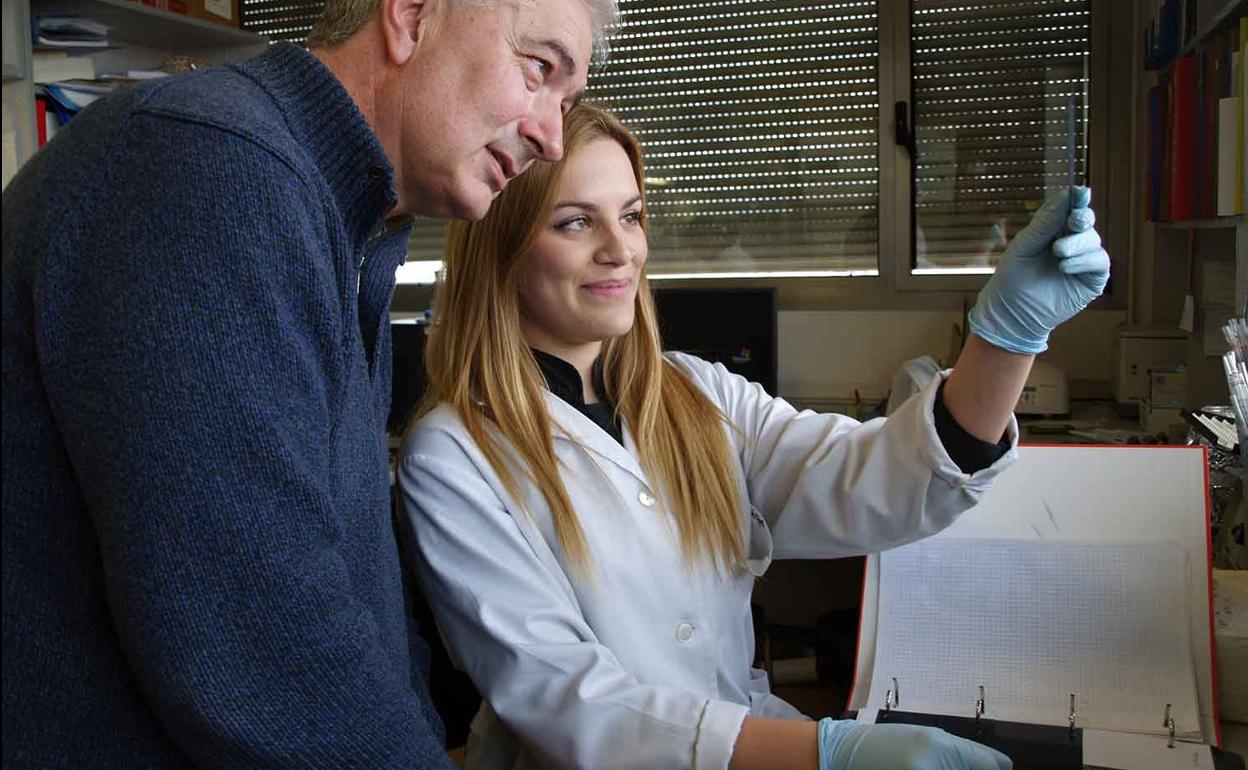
[398,352,1019,770]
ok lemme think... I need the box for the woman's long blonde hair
[416,103,745,573]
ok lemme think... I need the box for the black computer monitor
[390,288,780,435]
[651,287,778,396]
[389,321,428,437]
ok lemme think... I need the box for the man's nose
[518,95,565,162]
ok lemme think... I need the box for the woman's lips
[582,279,633,298]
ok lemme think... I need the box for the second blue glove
[818,717,1012,770]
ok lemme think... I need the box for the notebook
[848,445,1218,769]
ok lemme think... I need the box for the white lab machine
[1113,325,1189,405]
[1014,359,1069,416]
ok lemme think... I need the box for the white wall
[777,309,1127,402]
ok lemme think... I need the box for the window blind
[242,0,883,280]
[240,0,324,43]
[595,0,880,277]
[399,0,883,279]
[910,0,1090,273]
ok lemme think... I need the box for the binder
[1199,37,1223,218]
[35,98,47,148]
[1149,85,1165,221]
[1239,20,1247,213]
[1220,97,1242,215]
[848,446,1220,770]
[1171,55,1199,221]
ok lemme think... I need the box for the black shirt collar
[531,349,598,406]
[532,349,622,445]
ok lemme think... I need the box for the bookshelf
[2,0,35,186]
[1134,0,1246,409]
[1143,0,1245,227]
[1,0,267,188]
[1165,0,1248,68]
[3,0,31,80]
[1156,215,1248,229]
[35,0,264,50]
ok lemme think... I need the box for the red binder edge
[35,98,47,147]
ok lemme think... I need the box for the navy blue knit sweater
[2,43,451,769]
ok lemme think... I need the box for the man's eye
[531,57,552,77]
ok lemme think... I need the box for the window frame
[646,0,1124,312]
[393,1,1126,313]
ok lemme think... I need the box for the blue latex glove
[818,718,1012,770]
[967,186,1110,355]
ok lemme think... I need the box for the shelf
[32,0,266,51]
[1152,0,1246,75]
[1154,215,1248,229]
[1180,0,1245,58]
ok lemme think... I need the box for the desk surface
[1018,399,1179,445]
[1224,722,1248,764]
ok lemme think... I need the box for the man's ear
[378,0,435,66]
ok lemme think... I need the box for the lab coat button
[638,489,655,507]
[676,623,694,643]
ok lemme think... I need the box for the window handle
[894,101,917,158]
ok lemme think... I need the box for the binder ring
[884,677,899,712]
[1164,703,1175,749]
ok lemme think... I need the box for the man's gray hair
[306,0,619,64]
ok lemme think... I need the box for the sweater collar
[234,42,402,250]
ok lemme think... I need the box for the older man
[0,0,611,766]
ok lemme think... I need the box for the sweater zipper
[357,221,390,294]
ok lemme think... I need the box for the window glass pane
[910,0,1090,275]
[598,0,880,278]
[242,0,883,282]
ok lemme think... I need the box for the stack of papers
[41,79,116,112]
[32,50,96,84]
[34,16,110,49]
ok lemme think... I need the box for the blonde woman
[398,104,1108,770]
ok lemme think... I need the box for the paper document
[867,539,1202,738]
[1083,729,1214,770]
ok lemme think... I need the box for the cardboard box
[187,0,239,27]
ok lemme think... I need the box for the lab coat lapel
[541,391,650,487]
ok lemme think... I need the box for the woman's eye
[622,210,643,226]
[556,216,589,232]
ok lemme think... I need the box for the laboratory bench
[1017,399,1182,445]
